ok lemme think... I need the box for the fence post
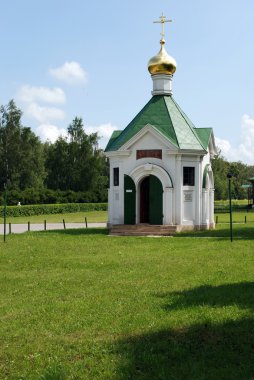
[85,217,88,228]
[63,219,66,229]
[216,215,218,224]
[28,221,30,232]
[245,215,247,224]
[9,223,11,234]
[3,184,7,243]
[44,220,46,231]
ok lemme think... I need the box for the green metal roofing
[105,95,210,152]
[194,128,213,150]
[104,130,122,151]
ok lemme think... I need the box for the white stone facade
[106,125,215,231]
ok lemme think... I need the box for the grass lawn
[214,199,249,206]
[215,211,254,224]
[5,210,107,224]
[0,225,254,379]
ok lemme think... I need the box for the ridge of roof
[164,97,205,151]
[163,97,180,148]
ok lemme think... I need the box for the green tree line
[212,152,254,200]
[0,100,108,205]
[0,100,253,204]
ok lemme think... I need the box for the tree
[45,117,108,195]
[211,150,229,200]
[212,149,254,200]
[0,100,45,192]
[45,137,69,190]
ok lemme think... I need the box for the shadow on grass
[40,228,108,236]
[114,282,254,379]
[157,282,254,312]
[115,319,254,380]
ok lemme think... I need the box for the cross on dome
[148,13,177,80]
[153,13,172,42]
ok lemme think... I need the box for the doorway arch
[139,175,163,224]
[129,163,173,225]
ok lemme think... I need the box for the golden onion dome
[148,39,177,75]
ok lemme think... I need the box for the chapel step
[109,224,177,236]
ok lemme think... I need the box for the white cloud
[26,102,65,124]
[215,114,254,164]
[86,123,119,149]
[49,61,87,84]
[36,122,119,145]
[215,137,231,156]
[36,122,118,146]
[36,124,67,143]
[17,85,66,104]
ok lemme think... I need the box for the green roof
[195,128,213,150]
[105,95,210,152]
[104,130,122,151]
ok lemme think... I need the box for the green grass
[178,223,254,240]
[0,225,254,379]
[214,199,249,206]
[4,210,107,224]
[215,211,254,224]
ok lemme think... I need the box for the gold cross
[153,13,172,40]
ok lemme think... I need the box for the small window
[113,167,119,186]
[183,167,195,186]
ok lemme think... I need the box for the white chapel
[105,15,217,235]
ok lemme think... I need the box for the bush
[0,203,108,218]
[214,202,253,213]
[0,188,108,206]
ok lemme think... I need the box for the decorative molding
[130,163,173,188]
[136,149,162,160]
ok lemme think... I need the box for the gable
[120,124,178,151]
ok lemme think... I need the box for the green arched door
[124,175,136,224]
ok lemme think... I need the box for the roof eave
[178,149,207,156]
[105,150,131,158]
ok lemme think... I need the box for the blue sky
[1,0,254,164]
